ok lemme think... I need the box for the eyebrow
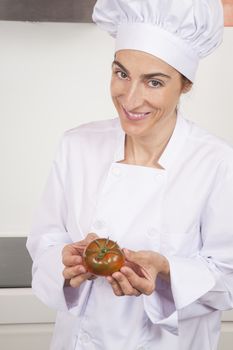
[112,60,171,80]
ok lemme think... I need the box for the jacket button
[111,166,121,176]
[78,332,91,344]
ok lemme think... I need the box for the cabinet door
[0,323,54,350]
[218,323,233,350]
[219,311,233,350]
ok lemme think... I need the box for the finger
[111,271,141,296]
[73,233,99,248]
[63,264,86,280]
[120,266,155,295]
[134,290,142,297]
[123,260,145,278]
[70,272,95,288]
[123,248,140,263]
[106,276,124,296]
[62,252,83,267]
[62,234,99,268]
[122,249,153,279]
[85,232,99,244]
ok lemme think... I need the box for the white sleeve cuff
[31,244,92,316]
[143,277,178,335]
[168,255,216,309]
[143,255,216,335]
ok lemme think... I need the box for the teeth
[127,111,147,118]
[122,106,150,120]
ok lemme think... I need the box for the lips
[122,106,150,121]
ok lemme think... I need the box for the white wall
[0,21,233,237]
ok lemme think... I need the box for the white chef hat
[92,0,224,82]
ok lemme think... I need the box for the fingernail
[120,266,127,272]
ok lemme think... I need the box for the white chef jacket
[27,111,233,350]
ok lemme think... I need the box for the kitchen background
[0,1,233,349]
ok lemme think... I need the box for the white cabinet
[0,324,54,350]
[0,288,56,350]
[219,310,233,350]
[0,288,233,349]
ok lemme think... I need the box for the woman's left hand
[106,249,170,297]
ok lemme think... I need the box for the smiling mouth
[122,106,151,121]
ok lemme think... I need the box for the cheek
[145,90,165,107]
[169,89,182,106]
[151,89,181,109]
[110,77,126,97]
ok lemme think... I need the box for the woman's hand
[106,249,170,297]
[62,233,98,288]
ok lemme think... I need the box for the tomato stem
[109,241,117,249]
[94,239,101,249]
[91,238,120,260]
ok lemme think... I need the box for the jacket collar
[113,110,191,171]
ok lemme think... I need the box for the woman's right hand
[62,233,98,288]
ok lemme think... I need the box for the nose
[122,81,145,111]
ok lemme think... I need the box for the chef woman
[27,0,233,349]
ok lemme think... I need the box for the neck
[124,113,177,168]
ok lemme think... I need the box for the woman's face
[110,49,190,138]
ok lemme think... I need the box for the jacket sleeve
[26,133,91,315]
[143,161,233,335]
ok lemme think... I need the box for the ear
[182,81,193,94]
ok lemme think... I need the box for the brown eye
[116,71,128,79]
[148,80,163,88]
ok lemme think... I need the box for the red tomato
[83,238,125,276]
